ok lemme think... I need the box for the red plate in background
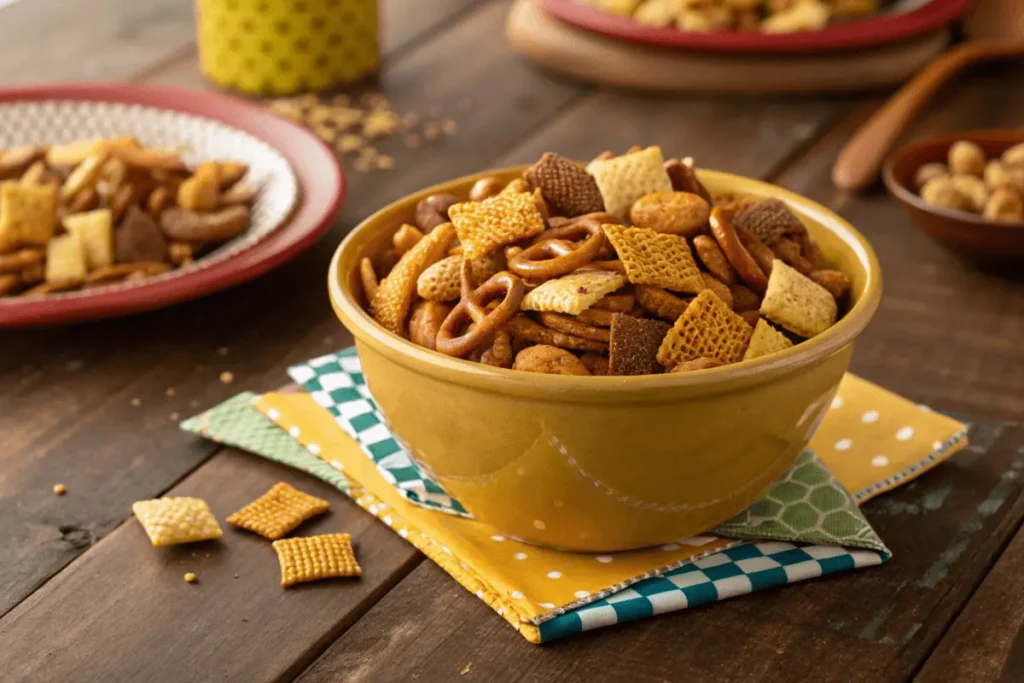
[540,0,975,53]
[0,83,345,328]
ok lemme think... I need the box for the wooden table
[2,1,1023,681]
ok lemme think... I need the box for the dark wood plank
[914,495,1024,683]
[0,448,422,683]
[0,0,194,84]
[0,0,584,618]
[290,423,1024,683]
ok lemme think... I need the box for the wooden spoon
[832,38,1024,191]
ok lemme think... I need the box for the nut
[469,177,503,203]
[628,191,710,236]
[913,162,949,190]
[409,300,452,351]
[948,140,986,177]
[983,186,1024,222]
[415,193,460,233]
[920,177,971,212]
[512,345,590,375]
[1001,142,1024,169]
[950,174,988,212]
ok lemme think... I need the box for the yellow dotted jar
[196,0,379,95]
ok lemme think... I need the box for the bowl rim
[882,128,1024,231]
[329,166,882,401]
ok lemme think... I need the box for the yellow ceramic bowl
[329,167,882,552]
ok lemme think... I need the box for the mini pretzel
[480,330,513,368]
[360,257,378,302]
[663,157,712,204]
[509,217,606,280]
[436,272,524,358]
[0,248,44,274]
[709,207,768,294]
[736,226,775,277]
[507,314,608,353]
[409,300,452,351]
[536,312,611,343]
[692,235,735,285]
[634,285,689,321]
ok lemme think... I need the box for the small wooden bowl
[883,129,1024,259]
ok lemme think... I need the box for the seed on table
[53,483,66,496]
[169,412,180,421]
[184,572,197,583]
[220,371,234,384]
[424,123,440,141]
[130,397,141,407]
[442,119,457,136]
[166,387,175,397]
[376,155,394,170]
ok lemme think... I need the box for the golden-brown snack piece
[408,300,452,351]
[700,273,734,310]
[273,533,361,587]
[0,181,57,250]
[913,162,949,190]
[609,314,670,376]
[760,259,837,338]
[436,271,524,357]
[948,140,986,176]
[160,206,250,244]
[45,233,87,285]
[657,290,753,368]
[693,234,736,285]
[742,318,793,361]
[580,351,610,376]
[507,314,608,353]
[392,223,424,255]
[520,270,627,316]
[809,269,851,303]
[512,345,590,375]
[729,283,762,312]
[771,236,813,275]
[710,207,768,293]
[634,284,689,321]
[577,307,616,327]
[732,198,804,246]
[537,311,611,343]
[629,191,710,236]
[63,209,113,271]
[480,330,514,368]
[586,146,673,220]
[984,186,1024,222]
[360,256,378,302]
[603,224,704,293]
[448,191,546,261]
[0,247,43,273]
[132,496,223,547]
[469,177,504,203]
[372,223,456,335]
[663,157,712,204]
[226,482,329,541]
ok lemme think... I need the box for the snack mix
[913,140,1024,223]
[0,138,255,298]
[578,0,879,34]
[361,146,852,376]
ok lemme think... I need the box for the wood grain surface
[2,0,1024,680]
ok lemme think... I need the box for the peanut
[948,140,985,177]
[983,187,1024,222]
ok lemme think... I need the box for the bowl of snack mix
[329,146,881,551]
[884,129,1024,258]
[541,0,974,53]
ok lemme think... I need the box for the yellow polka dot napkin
[250,371,966,643]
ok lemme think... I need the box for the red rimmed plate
[540,0,974,53]
[0,83,345,328]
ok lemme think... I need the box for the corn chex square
[0,181,57,251]
[371,222,456,335]
[448,191,545,261]
[657,290,753,368]
[227,482,330,540]
[585,146,673,220]
[273,533,362,587]
[132,497,223,547]
[743,318,793,361]
[603,224,704,293]
[521,270,627,315]
[760,259,837,338]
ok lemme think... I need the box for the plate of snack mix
[352,146,853,376]
[541,0,974,53]
[0,83,344,327]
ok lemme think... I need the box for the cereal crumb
[458,97,473,113]
[376,155,394,170]
[130,398,141,407]
[424,123,441,141]
[166,388,176,397]
[233,573,239,579]
[169,412,180,421]
[184,572,197,583]
[336,134,364,154]
[53,483,66,496]
[220,371,234,384]
[217,346,229,356]
[460,663,472,676]
[442,119,457,136]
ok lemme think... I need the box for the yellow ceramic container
[329,167,882,552]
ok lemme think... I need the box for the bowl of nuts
[329,147,881,551]
[883,129,1024,258]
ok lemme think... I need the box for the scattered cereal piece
[166,387,176,397]
[0,181,57,250]
[130,397,141,407]
[132,496,223,547]
[424,123,441,141]
[523,152,605,217]
[448,191,545,261]
[273,533,361,587]
[460,663,473,676]
[442,119,457,136]
[603,224,704,293]
[759,259,837,338]
[376,155,395,170]
[657,290,753,368]
[63,209,114,270]
[743,318,794,361]
[53,483,66,496]
[227,482,330,540]
[372,223,457,334]
[585,146,673,220]
[184,572,197,583]
[220,371,234,384]
[336,134,364,154]
[521,270,627,315]
[609,314,671,376]
[169,412,180,421]
[45,233,87,285]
